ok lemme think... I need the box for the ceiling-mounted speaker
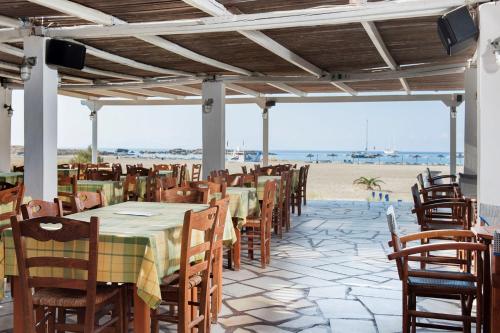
[438,6,478,56]
[46,39,86,70]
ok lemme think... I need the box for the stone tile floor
[0,201,473,332]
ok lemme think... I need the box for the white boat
[384,149,396,155]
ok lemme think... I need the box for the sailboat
[351,120,379,158]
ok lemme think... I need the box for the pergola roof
[0,0,482,101]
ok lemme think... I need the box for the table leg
[133,286,150,332]
[12,277,25,333]
[492,255,499,331]
[483,241,491,333]
[233,227,241,271]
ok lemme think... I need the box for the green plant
[70,146,103,164]
[353,176,385,190]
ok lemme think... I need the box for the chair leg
[303,188,307,206]
[248,228,254,260]
[291,193,295,214]
[297,194,302,216]
[233,227,241,271]
[56,308,66,333]
[47,307,56,333]
[115,290,125,333]
[35,306,46,333]
[402,288,409,333]
[260,228,266,268]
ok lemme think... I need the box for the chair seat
[161,273,202,290]
[424,222,465,230]
[408,272,476,292]
[33,286,119,308]
[245,217,261,227]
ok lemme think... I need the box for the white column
[201,80,225,179]
[477,2,500,225]
[262,108,269,166]
[91,109,98,163]
[449,106,457,176]
[461,66,478,197]
[24,36,58,200]
[0,88,12,172]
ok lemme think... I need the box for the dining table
[0,171,23,184]
[0,196,32,228]
[0,201,237,333]
[59,179,124,205]
[471,224,499,333]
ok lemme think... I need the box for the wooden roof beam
[361,21,411,94]
[26,0,253,75]
[331,82,358,96]
[46,0,486,39]
[267,83,307,97]
[226,83,261,97]
[166,85,202,96]
[0,15,20,28]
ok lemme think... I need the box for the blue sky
[10,90,465,152]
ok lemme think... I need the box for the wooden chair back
[12,165,24,172]
[416,173,426,189]
[162,176,178,190]
[72,191,105,213]
[262,180,277,240]
[171,164,180,179]
[241,165,248,174]
[135,167,151,177]
[0,184,25,226]
[279,171,292,232]
[191,164,201,182]
[123,174,139,202]
[58,163,71,169]
[178,206,218,332]
[145,171,161,202]
[86,163,99,170]
[10,215,100,332]
[112,163,123,177]
[76,163,87,180]
[160,187,209,204]
[178,164,187,186]
[190,181,226,198]
[153,164,171,171]
[126,164,136,175]
[386,206,405,280]
[226,174,244,187]
[0,181,16,190]
[86,169,117,181]
[21,199,63,219]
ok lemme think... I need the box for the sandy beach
[10,154,461,203]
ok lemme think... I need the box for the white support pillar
[262,108,269,166]
[449,106,457,176]
[477,2,500,226]
[24,36,59,200]
[461,65,478,197]
[0,88,12,172]
[201,80,225,179]
[92,112,98,163]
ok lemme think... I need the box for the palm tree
[306,153,314,162]
[353,176,385,190]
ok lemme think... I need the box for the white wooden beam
[0,43,23,57]
[184,0,325,77]
[266,83,307,97]
[226,83,261,97]
[0,15,20,28]
[167,85,202,96]
[81,66,142,81]
[60,75,94,83]
[331,82,358,96]
[46,0,486,39]
[361,21,411,94]
[59,89,99,100]
[91,93,458,107]
[27,0,253,75]
[119,88,185,99]
[95,89,147,100]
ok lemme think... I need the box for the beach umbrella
[327,153,337,161]
[306,153,314,162]
[412,154,421,164]
[437,154,445,164]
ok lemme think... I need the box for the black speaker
[46,39,86,70]
[438,6,478,56]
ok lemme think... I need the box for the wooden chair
[151,206,219,333]
[71,191,105,213]
[58,175,78,215]
[12,165,24,172]
[179,164,187,186]
[123,174,139,202]
[226,174,244,187]
[192,164,202,182]
[86,169,117,181]
[58,163,71,169]
[241,166,248,174]
[145,171,161,202]
[0,184,25,232]
[162,176,178,190]
[11,215,124,333]
[0,181,16,190]
[76,163,87,180]
[241,180,276,268]
[386,206,485,333]
[21,199,63,219]
[190,181,226,199]
[126,164,136,175]
[208,196,229,324]
[277,171,292,235]
[426,167,457,185]
[291,165,309,216]
[153,164,171,171]
[98,162,111,169]
[160,187,209,204]
[135,167,151,177]
[112,163,123,177]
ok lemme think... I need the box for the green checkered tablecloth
[0,201,237,309]
[58,168,79,177]
[0,172,23,184]
[212,187,261,228]
[0,196,32,228]
[59,180,124,205]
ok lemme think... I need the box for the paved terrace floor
[0,201,474,332]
